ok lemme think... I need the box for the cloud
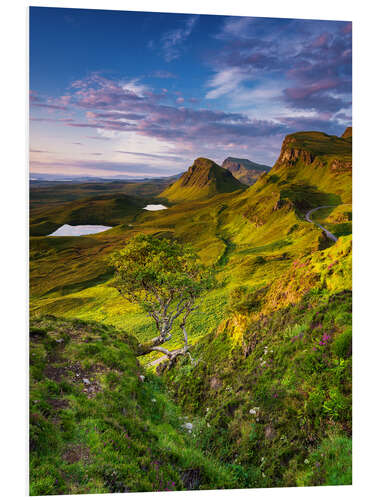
[151,70,177,79]
[205,17,352,116]
[30,117,74,123]
[30,159,178,177]
[30,92,71,111]
[86,111,145,121]
[32,63,351,171]
[115,150,181,161]
[206,68,247,99]
[29,149,52,153]
[85,135,111,141]
[157,16,199,62]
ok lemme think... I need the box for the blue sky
[29,7,352,178]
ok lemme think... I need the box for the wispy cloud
[30,148,53,153]
[115,150,182,161]
[86,135,111,141]
[206,68,247,100]
[158,16,199,62]
[151,70,177,79]
[30,158,178,177]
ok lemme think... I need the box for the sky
[29,7,352,179]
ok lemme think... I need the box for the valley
[30,128,352,493]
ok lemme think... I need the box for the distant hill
[221,157,270,185]
[29,193,145,236]
[160,157,245,202]
[30,172,182,183]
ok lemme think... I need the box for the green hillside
[272,131,352,205]
[160,157,245,202]
[30,317,236,495]
[29,128,352,493]
[222,157,270,185]
[165,244,352,487]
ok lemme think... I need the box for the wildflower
[261,457,265,462]
[249,409,256,415]
[151,398,156,403]
[304,459,310,464]
[182,422,193,431]
[262,472,266,478]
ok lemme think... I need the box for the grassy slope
[30,317,237,495]
[30,131,352,358]
[30,178,177,209]
[29,130,352,490]
[310,204,352,239]
[165,236,352,488]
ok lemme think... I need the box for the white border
[1,1,374,499]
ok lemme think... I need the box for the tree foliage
[110,234,214,364]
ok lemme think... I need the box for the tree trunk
[135,333,171,356]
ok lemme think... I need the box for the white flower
[182,422,193,431]
[262,472,266,478]
[139,375,145,382]
[304,459,310,464]
[151,398,156,403]
[249,409,257,415]
[261,457,265,462]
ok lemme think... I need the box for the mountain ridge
[160,157,245,202]
[221,157,270,185]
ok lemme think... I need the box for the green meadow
[29,129,352,493]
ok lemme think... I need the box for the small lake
[143,204,168,211]
[49,224,112,236]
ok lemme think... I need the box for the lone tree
[110,234,213,366]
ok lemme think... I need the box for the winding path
[305,206,338,242]
[147,205,337,369]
